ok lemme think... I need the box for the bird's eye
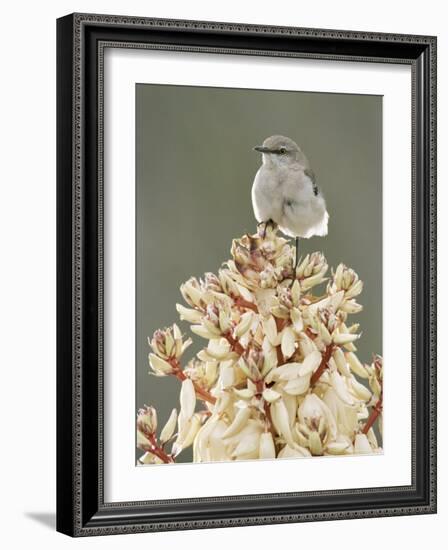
[280,148,286,154]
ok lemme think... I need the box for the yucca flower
[148,324,192,376]
[137,225,383,464]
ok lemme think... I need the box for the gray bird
[252,135,329,269]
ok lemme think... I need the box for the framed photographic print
[56,13,437,536]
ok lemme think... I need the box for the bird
[251,135,329,271]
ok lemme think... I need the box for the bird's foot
[257,219,277,239]
[290,236,300,288]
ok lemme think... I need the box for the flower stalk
[310,344,334,385]
[362,397,383,434]
[141,434,174,464]
[168,358,216,405]
[137,225,383,463]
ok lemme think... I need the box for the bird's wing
[304,168,319,196]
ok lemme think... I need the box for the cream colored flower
[184,359,217,389]
[148,353,174,376]
[179,378,196,420]
[138,225,383,463]
[271,398,296,448]
[296,394,337,455]
[323,388,359,439]
[280,326,297,359]
[259,432,276,459]
[346,351,369,378]
[296,252,328,290]
[137,405,157,436]
[193,417,233,462]
[138,452,164,465]
[278,444,311,458]
[149,324,192,361]
[354,433,373,454]
[226,420,264,460]
[180,277,204,308]
[173,413,202,457]
[176,303,203,324]
[159,409,178,444]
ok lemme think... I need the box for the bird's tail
[313,211,329,237]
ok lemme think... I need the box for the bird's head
[253,135,307,167]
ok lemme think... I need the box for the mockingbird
[252,135,329,271]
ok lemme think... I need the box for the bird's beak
[253,146,270,153]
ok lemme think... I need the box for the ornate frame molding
[57,13,437,536]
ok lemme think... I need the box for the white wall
[0,0,444,547]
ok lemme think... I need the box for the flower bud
[148,353,174,376]
[176,304,203,324]
[202,272,222,292]
[137,405,158,435]
[180,277,203,307]
[149,324,191,360]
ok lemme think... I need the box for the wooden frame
[57,13,437,536]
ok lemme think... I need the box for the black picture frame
[57,13,437,537]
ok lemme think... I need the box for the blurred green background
[136,84,382,462]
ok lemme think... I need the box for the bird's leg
[294,236,300,273]
[257,219,275,239]
[257,221,267,239]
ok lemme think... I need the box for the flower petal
[180,378,196,420]
[222,406,252,438]
[298,350,322,376]
[272,399,295,447]
[291,308,303,332]
[190,324,218,339]
[259,432,276,459]
[262,316,278,346]
[330,370,355,406]
[148,353,173,375]
[354,433,373,454]
[176,304,203,324]
[281,327,296,359]
[262,388,282,403]
[278,444,311,458]
[283,374,311,396]
[159,408,178,443]
[333,332,360,345]
[346,352,369,378]
[332,347,351,377]
[235,311,254,338]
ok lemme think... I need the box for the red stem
[310,344,334,385]
[142,434,174,464]
[174,370,216,405]
[362,396,383,434]
[224,333,246,356]
[255,380,275,440]
[234,297,258,313]
[274,317,287,365]
[168,359,216,405]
